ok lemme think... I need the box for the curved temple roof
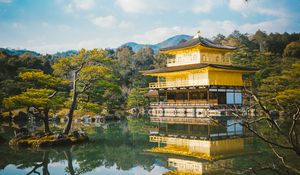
[142,63,259,75]
[160,37,237,51]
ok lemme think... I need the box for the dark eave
[142,64,259,74]
[160,37,237,51]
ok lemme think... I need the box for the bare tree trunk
[26,151,49,175]
[42,151,50,175]
[44,108,50,133]
[64,150,75,175]
[64,71,78,134]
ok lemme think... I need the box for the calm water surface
[0,119,288,175]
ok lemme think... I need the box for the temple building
[143,32,258,123]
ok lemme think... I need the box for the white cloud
[41,22,49,27]
[64,0,95,13]
[64,3,74,13]
[57,24,72,32]
[116,0,155,13]
[0,0,12,3]
[133,26,196,44]
[228,0,247,12]
[11,22,24,29]
[228,0,289,18]
[91,15,118,28]
[198,18,291,37]
[192,0,220,13]
[73,0,95,10]
[116,0,219,14]
[15,38,123,54]
[90,16,133,29]
[119,20,133,28]
[132,17,291,45]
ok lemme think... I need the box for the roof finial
[193,30,201,39]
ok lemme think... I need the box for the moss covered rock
[9,131,89,148]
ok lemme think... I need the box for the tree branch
[75,62,85,74]
[245,90,292,145]
[231,112,294,150]
[48,90,57,99]
[289,105,300,151]
[269,144,300,174]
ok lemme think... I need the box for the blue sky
[0,0,299,53]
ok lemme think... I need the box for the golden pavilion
[143,32,258,123]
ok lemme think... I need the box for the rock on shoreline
[9,131,89,148]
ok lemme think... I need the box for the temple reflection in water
[146,119,254,175]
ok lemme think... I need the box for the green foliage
[283,41,300,58]
[127,88,148,110]
[3,88,64,110]
[52,48,120,115]
[19,71,69,90]
[78,101,102,114]
[217,30,300,111]
[259,62,300,108]
[0,51,53,109]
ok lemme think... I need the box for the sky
[0,0,299,54]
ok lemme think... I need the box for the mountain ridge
[0,34,193,56]
[121,34,192,52]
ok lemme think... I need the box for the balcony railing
[149,80,252,89]
[150,102,242,108]
[166,58,232,67]
[150,101,216,107]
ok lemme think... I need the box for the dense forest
[0,30,299,119]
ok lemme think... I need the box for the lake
[0,119,290,175]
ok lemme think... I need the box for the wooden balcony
[149,80,252,89]
[150,101,218,107]
[166,57,231,67]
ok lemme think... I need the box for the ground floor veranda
[151,87,247,106]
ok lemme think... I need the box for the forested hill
[0,30,299,113]
[0,48,41,57]
[121,34,192,52]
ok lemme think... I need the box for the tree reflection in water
[0,120,167,175]
[1,119,299,174]
[26,151,50,175]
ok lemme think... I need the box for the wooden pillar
[166,91,168,102]
[174,91,177,103]
[207,88,209,104]
[188,124,191,135]
[208,124,211,139]
[216,88,219,104]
